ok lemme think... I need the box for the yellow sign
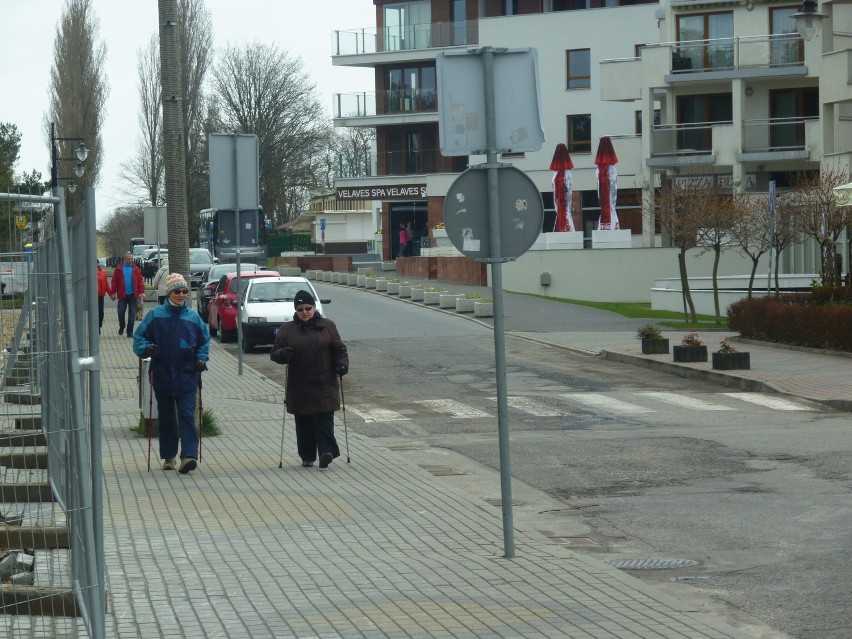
[14,215,27,229]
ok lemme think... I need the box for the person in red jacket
[111,252,146,338]
[96,261,115,335]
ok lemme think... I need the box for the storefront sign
[674,174,757,190]
[336,184,427,201]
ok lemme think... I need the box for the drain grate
[604,558,697,570]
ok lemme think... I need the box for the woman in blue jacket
[133,273,210,473]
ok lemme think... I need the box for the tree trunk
[712,246,721,324]
[158,0,190,277]
[747,257,758,298]
[678,250,697,323]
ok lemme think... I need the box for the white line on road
[348,404,411,423]
[488,396,568,416]
[638,392,735,411]
[561,393,656,414]
[721,393,814,411]
[415,399,490,418]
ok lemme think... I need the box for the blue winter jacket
[133,300,210,396]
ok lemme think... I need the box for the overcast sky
[0,0,374,224]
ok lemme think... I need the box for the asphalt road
[214,282,851,639]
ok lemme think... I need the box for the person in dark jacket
[133,273,210,473]
[269,289,349,469]
[111,251,146,338]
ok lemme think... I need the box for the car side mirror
[213,257,220,263]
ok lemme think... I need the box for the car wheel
[241,333,253,354]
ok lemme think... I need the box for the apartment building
[332,0,660,261]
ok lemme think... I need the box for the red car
[208,271,279,341]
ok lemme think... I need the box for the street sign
[437,48,544,156]
[209,133,260,210]
[320,217,326,231]
[14,215,27,229]
[442,166,543,260]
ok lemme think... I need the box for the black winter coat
[270,314,348,415]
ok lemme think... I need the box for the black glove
[336,363,348,377]
[143,344,158,358]
[271,346,294,365]
[195,360,208,372]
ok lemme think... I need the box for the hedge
[728,289,852,352]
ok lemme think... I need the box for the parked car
[188,247,217,290]
[131,244,156,267]
[238,276,330,353]
[207,270,280,342]
[142,249,168,279]
[196,262,261,322]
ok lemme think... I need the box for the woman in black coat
[270,290,349,468]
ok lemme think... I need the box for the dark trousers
[98,296,105,332]
[294,412,339,463]
[117,294,138,335]
[156,389,199,461]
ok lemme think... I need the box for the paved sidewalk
[92,299,773,638]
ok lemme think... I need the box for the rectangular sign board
[437,48,544,156]
[209,133,260,210]
[143,206,168,245]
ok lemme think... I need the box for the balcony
[740,117,818,159]
[648,121,737,167]
[333,20,479,57]
[669,34,804,76]
[378,147,467,177]
[334,89,438,119]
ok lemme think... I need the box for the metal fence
[0,189,104,638]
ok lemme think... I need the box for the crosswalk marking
[414,399,490,418]
[489,396,569,417]
[348,404,410,423]
[561,393,655,414]
[638,392,734,411]
[721,393,814,411]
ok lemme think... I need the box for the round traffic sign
[442,166,543,260]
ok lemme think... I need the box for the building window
[566,49,591,89]
[676,12,733,71]
[676,93,732,152]
[504,0,519,15]
[567,114,591,153]
[385,65,437,113]
[452,0,468,45]
[384,1,431,51]
[553,0,589,10]
[635,109,660,135]
[770,7,803,67]
[770,87,818,149]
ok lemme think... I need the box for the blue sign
[320,217,326,231]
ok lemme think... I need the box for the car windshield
[206,263,258,284]
[189,250,213,267]
[248,282,306,302]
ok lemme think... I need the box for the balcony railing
[666,33,803,74]
[336,153,373,179]
[333,19,479,56]
[742,117,815,153]
[334,89,439,119]
[375,147,467,176]
[650,121,730,156]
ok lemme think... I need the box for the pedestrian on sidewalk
[133,273,210,474]
[151,258,170,305]
[398,223,408,258]
[269,289,349,469]
[96,260,115,335]
[111,251,145,338]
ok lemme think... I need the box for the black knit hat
[293,290,315,307]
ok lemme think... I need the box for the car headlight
[247,317,266,323]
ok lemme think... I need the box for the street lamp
[50,121,89,190]
[794,0,826,42]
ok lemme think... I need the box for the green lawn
[522,294,723,330]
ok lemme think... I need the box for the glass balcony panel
[666,34,804,73]
[333,20,478,56]
[742,117,811,152]
[651,123,715,156]
[382,148,446,176]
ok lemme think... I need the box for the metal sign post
[438,47,543,559]
[767,180,776,294]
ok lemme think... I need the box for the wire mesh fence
[0,189,104,638]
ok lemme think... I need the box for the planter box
[673,345,708,363]
[398,285,412,298]
[330,272,340,283]
[357,275,366,287]
[439,293,463,309]
[592,229,632,249]
[474,301,494,318]
[423,290,447,305]
[456,297,476,313]
[712,351,750,370]
[410,287,425,301]
[323,271,332,282]
[346,274,358,286]
[641,338,670,355]
[433,228,452,248]
[365,277,377,289]
[386,282,400,295]
[375,278,388,291]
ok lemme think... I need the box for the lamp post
[794,0,826,42]
[50,121,89,190]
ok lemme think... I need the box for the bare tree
[695,190,738,324]
[729,191,772,296]
[46,0,108,216]
[333,126,374,181]
[100,205,144,258]
[211,43,335,226]
[770,194,801,292]
[787,168,851,286]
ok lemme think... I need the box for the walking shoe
[301,460,314,467]
[318,452,333,469]
[118,327,124,335]
[162,458,177,471]
[179,457,197,474]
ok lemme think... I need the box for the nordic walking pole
[339,374,350,463]
[197,374,203,461]
[147,369,154,473]
[278,365,287,468]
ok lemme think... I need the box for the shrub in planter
[712,340,750,370]
[636,323,669,355]
[672,331,707,362]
